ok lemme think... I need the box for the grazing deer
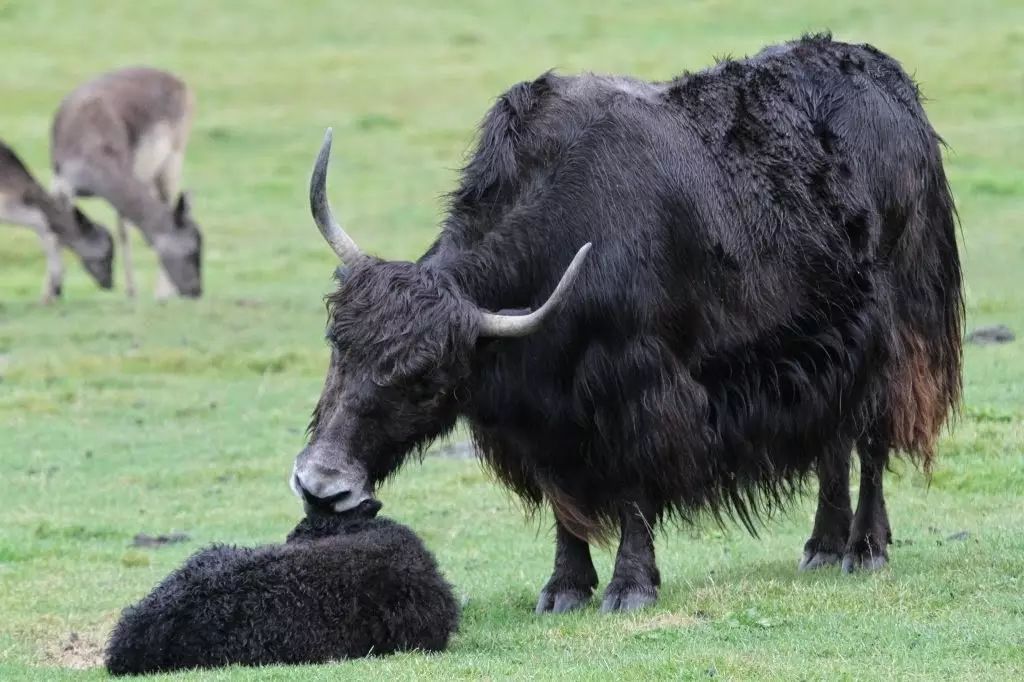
[1,139,113,302]
[51,66,202,298]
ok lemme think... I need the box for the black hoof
[798,536,845,571]
[600,579,657,613]
[841,535,889,573]
[535,586,592,614]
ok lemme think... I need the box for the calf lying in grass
[106,500,459,675]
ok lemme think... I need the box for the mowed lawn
[1,0,1023,679]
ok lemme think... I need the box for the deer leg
[536,515,598,614]
[153,159,182,300]
[154,268,176,301]
[36,228,64,304]
[116,214,136,298]
[154,150,183,204]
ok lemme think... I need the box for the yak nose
[297,481,352,511]
[291,462,367,513]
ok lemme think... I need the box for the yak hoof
[798,537,845,571]
[535,586,591,614]
[600,580,657,613]
[841,537,889,573]
[799,549,842,571]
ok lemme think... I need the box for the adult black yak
[292,34,962,613]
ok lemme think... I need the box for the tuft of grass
[119,552,151,569]
[1,0,1023,680]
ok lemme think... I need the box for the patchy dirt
[44,631,104,670]
[624,611,701,633]
[966,324,1015,345]
[132,532,190,547]
[431,441,477,460]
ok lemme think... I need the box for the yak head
[291,129,590,513]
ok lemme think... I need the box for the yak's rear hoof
[600,579,657,613]
[841,536,889,573]
[535,586,592,614]
[798,536,845,571]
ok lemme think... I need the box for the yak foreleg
[601,497,660,613]
[535,516,598,614]
[800,440,854,570]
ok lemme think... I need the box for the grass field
[2,0,1023,679]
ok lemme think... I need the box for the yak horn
[478,243,593,338]
[310,128,363,263]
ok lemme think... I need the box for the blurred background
[1,1,1022,678]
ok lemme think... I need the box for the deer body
[1,140,112,302]
[51,67,202,298]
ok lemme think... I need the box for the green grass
[2,0,1023,679]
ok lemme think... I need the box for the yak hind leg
[601,497,660,613]
[799,440,853,571]
[536,515,598,614]
[843,426,892,572]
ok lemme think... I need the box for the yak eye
[403,370,442,404]
[325,330,346,350]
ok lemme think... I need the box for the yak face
[290,128,591,513]
[291,260,475,513]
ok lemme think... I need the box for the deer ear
[48,191,71,213]
[71,206,94,233]
[173,192,191,225]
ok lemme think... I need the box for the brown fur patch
[888,330,959,473]
[539,481,617,546]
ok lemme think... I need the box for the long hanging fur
[429,34,963,540]
[303,35,962,545]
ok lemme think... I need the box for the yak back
[428,34,958,538]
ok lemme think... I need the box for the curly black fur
[105,504,459,676]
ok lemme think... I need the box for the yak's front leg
[535,516,598,614]
[799,442,853,570]
[601,498,660,613]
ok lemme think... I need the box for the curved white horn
[310,128,362,263]
[478,243,593,338]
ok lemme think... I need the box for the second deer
[1,139,113,302]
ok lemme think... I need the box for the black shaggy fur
[302,34,963,612]
[105,503,459,676]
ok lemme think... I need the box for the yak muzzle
[291,459,369,514]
